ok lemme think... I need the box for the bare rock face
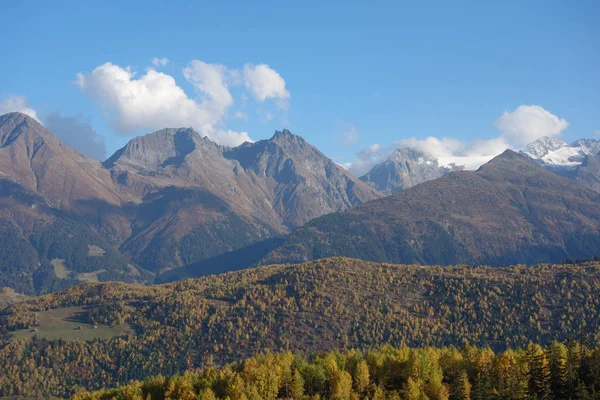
[225,129,381,227]
[0,113,382,286]
[110,128,381,271]
[262,150,600,267]
[360,148,451,194]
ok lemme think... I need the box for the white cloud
[151,57,169,68]
[243,63,290,106]
[394,137,465,159]
[77,60,291,147]
[0,96,40,122]
[76,62,251,147]
[594,129,600,138]
[182,60,234,115]
[494,105,569,147]
[208,128,252,147]
[347,105,567,176]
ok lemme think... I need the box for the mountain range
[0,112,379,293]
[2,111,600,294]
[262,150,600,266]
[359,136,600,194]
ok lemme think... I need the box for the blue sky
[1,0,598,175]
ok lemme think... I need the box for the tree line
[73,341,600,399]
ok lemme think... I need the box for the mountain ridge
[261,150,600,266]
[0,112,381,290]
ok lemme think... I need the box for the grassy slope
[10,306,131,341]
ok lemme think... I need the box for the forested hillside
[1,258,600,397]
[74,341,600,400]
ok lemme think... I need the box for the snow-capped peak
[520,137,600,169]
[521,137,568,159]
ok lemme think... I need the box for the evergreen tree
[452,371,471,400]
[549,341,568,398]
[528,344,553,400]
[354,360,370,395]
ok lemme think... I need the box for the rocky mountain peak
[569,138,600,155]
[360,148,447,194]
[269,129,307,149]
[521,137,568,159]
[103,127,222,169]
[520,136,600,175]
[0,112,57,148]
[386,148,429,164]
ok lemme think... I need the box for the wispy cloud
[151,57,169,68]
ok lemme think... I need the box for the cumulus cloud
[495,105,569,146]
[182,61,234,113]
[243,63,290,106]
[45,112,107,160]
[77,60,291,147]
[151,57,169,68]
[346,105,568,177]
[0,96,40,121]
[76,62,251,147]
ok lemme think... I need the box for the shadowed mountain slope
[262,150,600,266]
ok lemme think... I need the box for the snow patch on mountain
[520,137,600,169]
